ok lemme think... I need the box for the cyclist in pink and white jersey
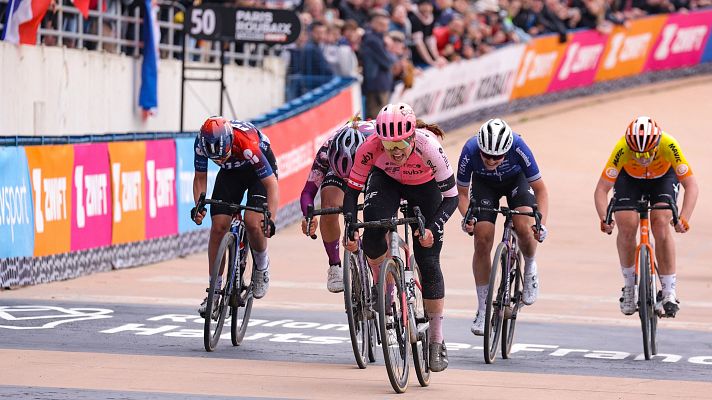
[300,118,376,293]
[343,103,458,373]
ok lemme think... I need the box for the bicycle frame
[634,209,655,293]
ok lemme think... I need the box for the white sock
[621,266,635,287]
[476,284,488,314]
[523,256,537,276]
[254,249,269,271]
[660,274,676,297]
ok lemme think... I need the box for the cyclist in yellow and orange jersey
[594,116,698,318]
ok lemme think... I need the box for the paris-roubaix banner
[0,147,34,258]
[71,143,112,252]
[391,9,712,124]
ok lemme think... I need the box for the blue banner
[0,147,34,258]
[701,30,712,63]
[176,138,219,233]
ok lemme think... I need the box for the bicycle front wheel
[484,242,507,364]
[638,246,656,360]
[344,250,369,369]
[231,241,254,346]
[410,261,430,387]
[204,232,235,352]
[502,248,523,359]
[378,259,409,393]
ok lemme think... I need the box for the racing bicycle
[346,202,430,393]
[195,192,271,352]
[464,202,542,364]
[605,195,679,360]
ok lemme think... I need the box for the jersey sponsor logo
[427,159,437,174]
[654,24,709,60]
[612,148,625,167]
[603,32,651,69]
[360,152,373,166]
[74,166,109,229]
[558,42,605,80]
[458,154,470,175]
[230,120,255,132]
[32,169,68,233]
[515,147,531,167]
[605,167,619,179]
[676,164,689,176]
[668,143,682,162]
[243,149,261,164]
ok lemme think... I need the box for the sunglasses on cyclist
[481,152,504,161]
[382,139,412,151]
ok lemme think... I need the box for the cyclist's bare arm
[193,171,208,204]
[678,175,698,230]
[530,178,549,225]
[594,177,614,221]
[261,174,280,224]
[457,185,470,217]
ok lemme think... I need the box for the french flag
[2,0,90,45]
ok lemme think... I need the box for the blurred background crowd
[3,0,710,118]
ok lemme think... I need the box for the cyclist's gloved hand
[414,228,435,248]
[190,205,207,225]
[673,216,689,233]
[264,219,276,238]
[600,219,615,235]
[532,224,548,242]
[461,217,475,235]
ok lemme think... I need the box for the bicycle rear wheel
[204,232,235,352]
[502,248,523,359]
[344,250,369,369]
[231,241,254,346]
[410,261,430,387]
[365,255,378,363]
[378,259,409,393]
[638,246,655,360]
[484,242,507,364]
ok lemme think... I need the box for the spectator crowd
[2,0,710,118]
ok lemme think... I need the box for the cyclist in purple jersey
[191,117,279,318]
[299,118,376,293]
[456,118,549,336]
[343,103,458,372]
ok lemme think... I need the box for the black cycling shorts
[320,171,347,192]
[612,168,679,207]
[361,168,445,300]
[470,172,537,224]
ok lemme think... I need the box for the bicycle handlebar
[305,204,364,240]
[604,197,679,226]
[464,201,542,239]
[345,206,426,241]
[196,192,272,236]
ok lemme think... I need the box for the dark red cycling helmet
[198,116,233,160]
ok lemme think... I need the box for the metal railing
[0,0,282,66]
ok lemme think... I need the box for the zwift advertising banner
[109,141,146,245]
[645,9,712,71]
[0,147,34,258]
[262,86,358,208]
[511,35,568,99]
[71,143,112,251]
[145,140,177,239]
[595,16,667,82]
[548,30,608,92]
[176,137,219,233]
[25,145,74,257]
[393,44,525,123]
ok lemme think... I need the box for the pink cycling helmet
[375,103,417,141]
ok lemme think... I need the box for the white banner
[391,44,526,123]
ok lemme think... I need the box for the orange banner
[108,142,146,245]
[595,16,667,82]
[511,35,568,99]
[25,145,74,257]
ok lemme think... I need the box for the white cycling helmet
[328,120,374,179]
[477,118,513,156]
